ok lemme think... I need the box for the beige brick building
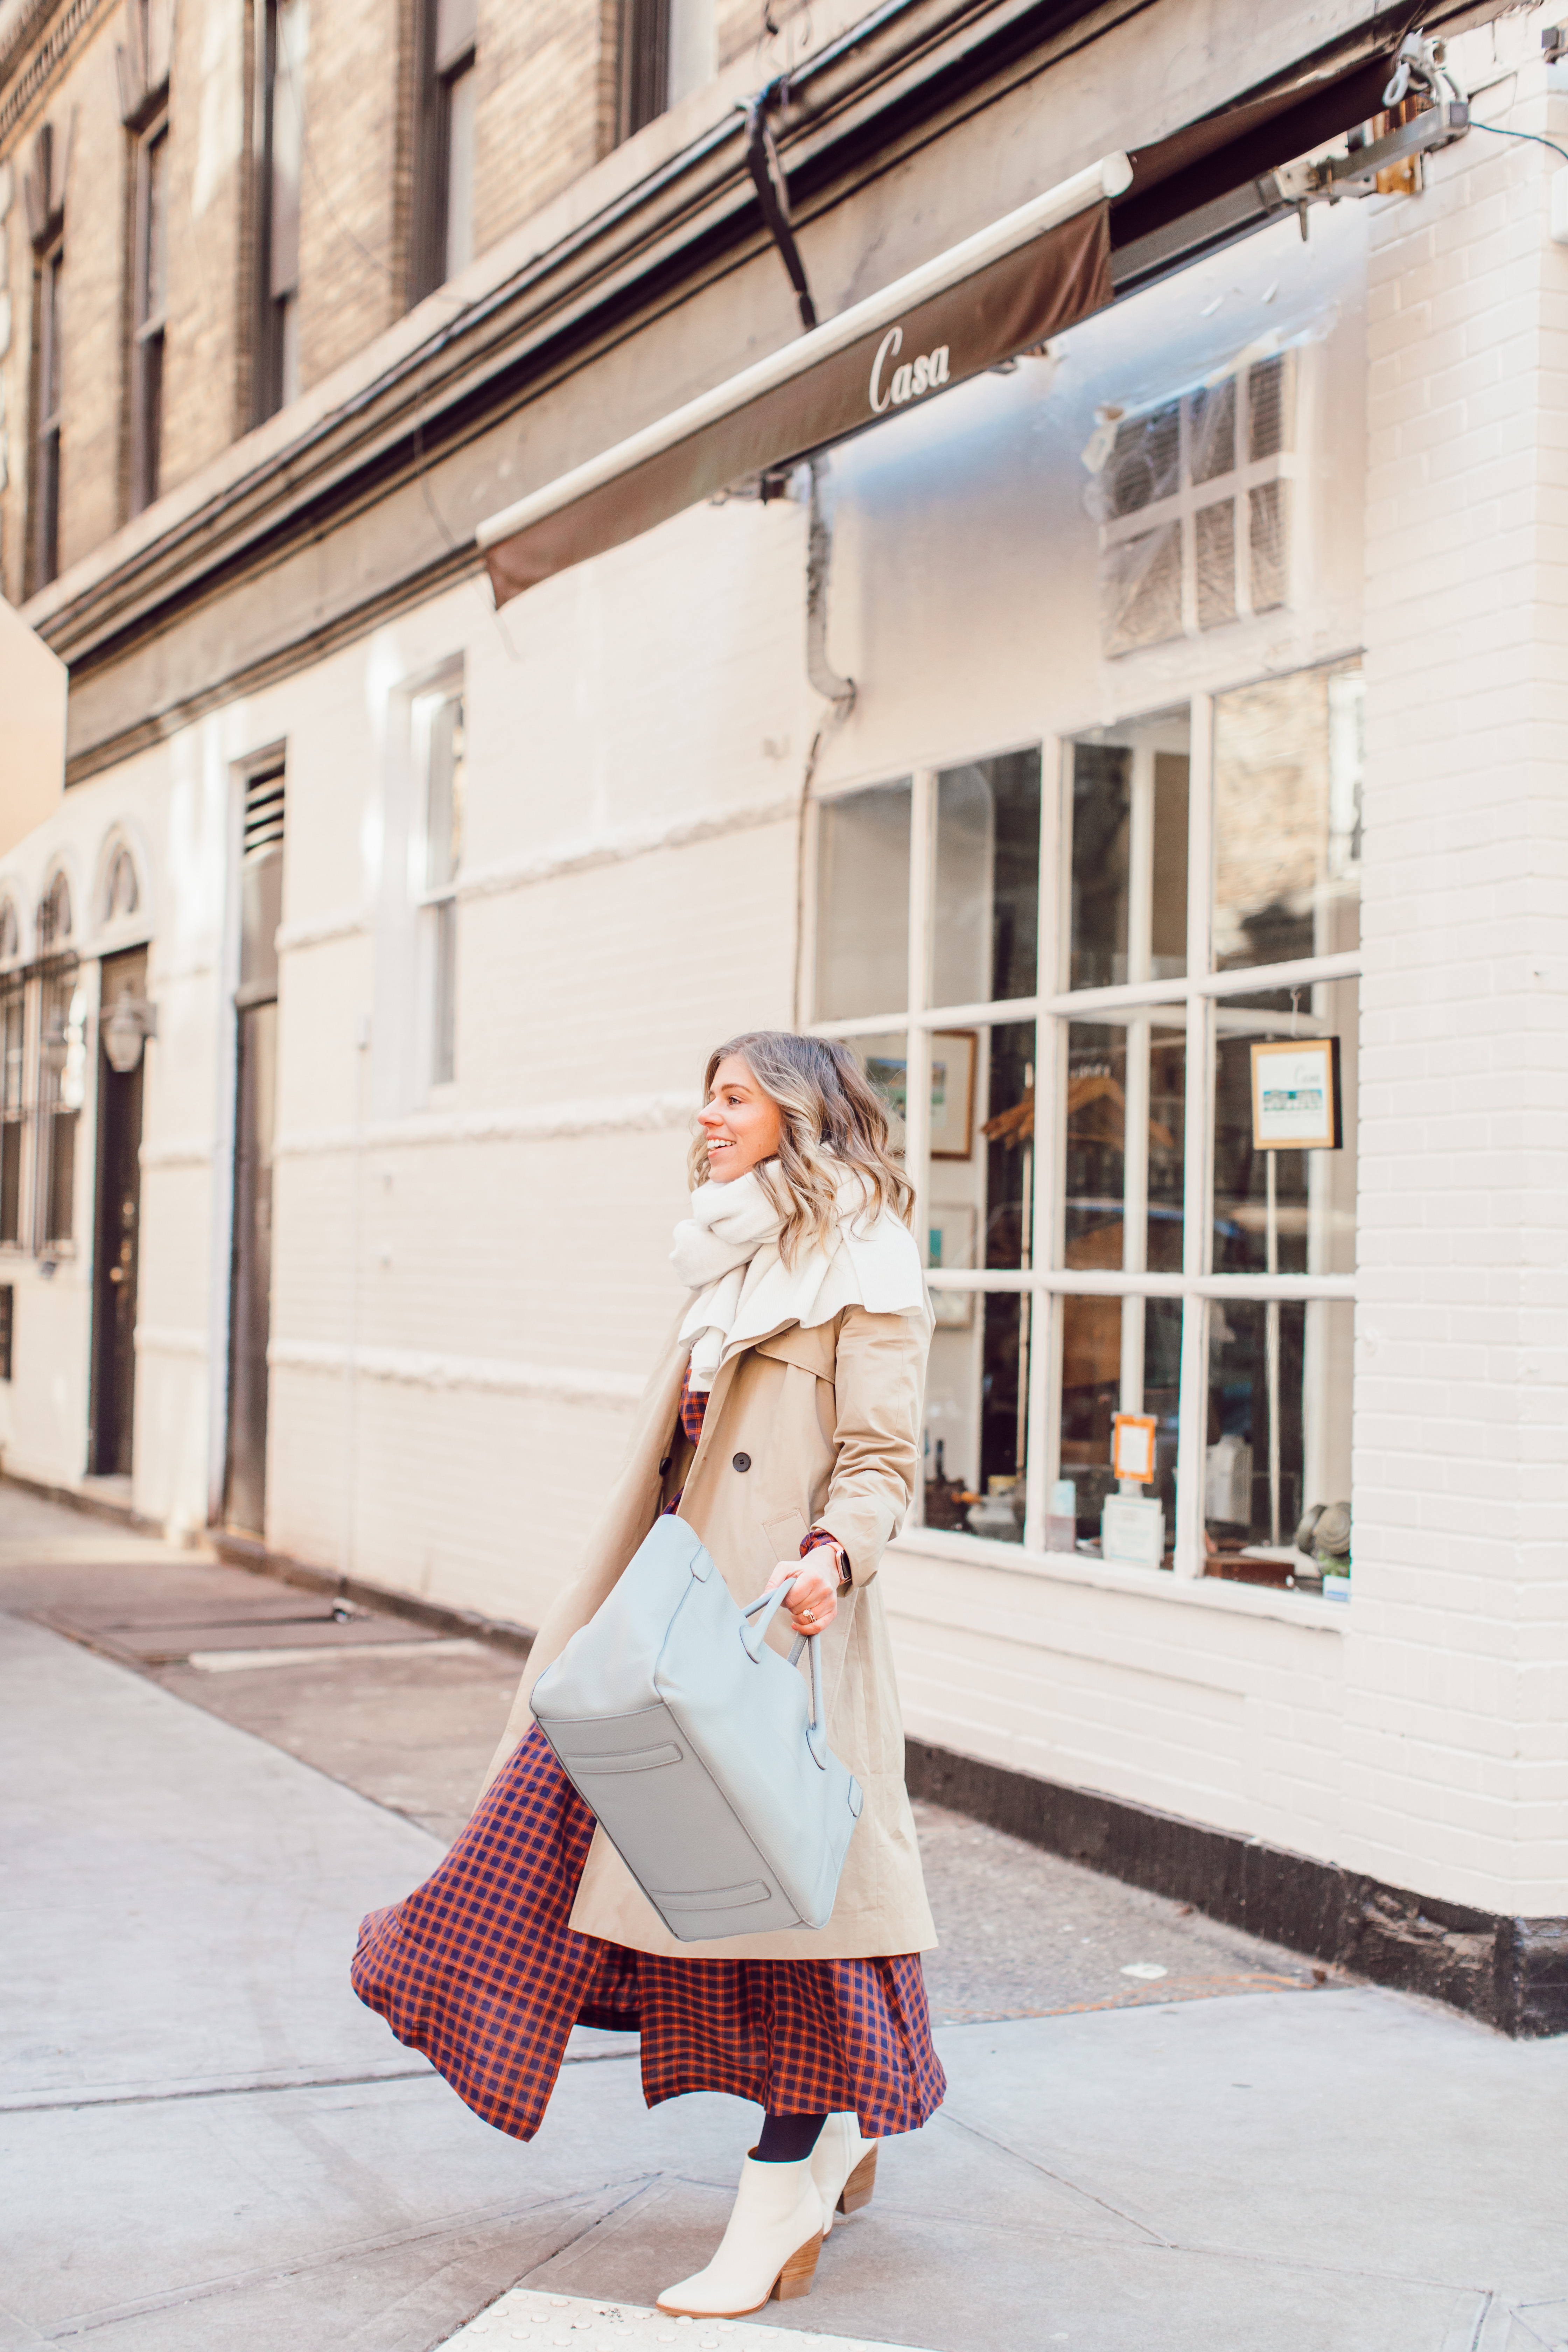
[2,0,1566,2035]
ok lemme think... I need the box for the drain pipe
[743,79,856,1016]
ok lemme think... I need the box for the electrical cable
[1466,119,1568,167]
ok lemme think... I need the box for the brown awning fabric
[478,155,1129,607]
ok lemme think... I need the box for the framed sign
[1111,1410,1157,1484]
[1250,1037,1343,1151]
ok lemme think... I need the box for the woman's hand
[765,1551,844,1635]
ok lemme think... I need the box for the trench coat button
[658,1456,672,1475]
[732,1451,752,1472]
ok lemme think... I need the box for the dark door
[224,999,276,1532]
[90,947,147,1476]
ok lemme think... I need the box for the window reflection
[1213,658,1362,969]
[932,749,1040,1009]
[814,782,911,1021]
[1069,712,1189,988]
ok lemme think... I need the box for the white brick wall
[1346,24,1568,1913]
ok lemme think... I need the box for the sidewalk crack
[933,2106,1171,2245]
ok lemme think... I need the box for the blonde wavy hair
[689,1031,915,1268]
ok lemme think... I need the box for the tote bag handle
[740,1575,828,1770]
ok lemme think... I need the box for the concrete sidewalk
[4,1567,1567,2349]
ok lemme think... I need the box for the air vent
[243,767,286,860]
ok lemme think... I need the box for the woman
[352,1031,944,2318]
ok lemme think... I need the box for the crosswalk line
[440,2285,933,2352]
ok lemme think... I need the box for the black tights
[754,2110,828,2163]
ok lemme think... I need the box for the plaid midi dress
[350,1370,946,2143]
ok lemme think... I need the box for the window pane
[47,1110,77,1242]
[1056,1292,1180,1553]
[932,748,1040,1008]
[841,1032,909,1152]
[1212,980,1357,1277]
[814,782,910,1021]
[1212,657,1362,969]
[433,898,457,1085]
[2,995,22,1113]
[1104,525,1182,655]
[927,1021,1032,1278]
[1205,1297,1353,1580]
[1189,375,1236,485]
[1069,712,1189,989]
[0,1119,20,1244]
[1061,1018,1185,1274]
[143,129,169,324]
[1194,499,1236,630]
[444,61,476,279]
[923,1293,1027,1545]
[425,692,465,889]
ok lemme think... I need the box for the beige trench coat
[484,1258,938,1961]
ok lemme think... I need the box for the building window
[256,0,305,418]
[33,239,64,588]
[35,873,83,1252]
[1099,352,1295,657]
[104,843,141,921]
[412,0,476,299]
[0,982,23,1246]
[130,117,169,512]
[809,654,1361,1589]
[620,0,714,137]
[417,680,464,1085]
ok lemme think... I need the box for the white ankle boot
[657,2153,824,2317]
[809,2112,879,2233]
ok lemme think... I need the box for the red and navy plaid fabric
[351,1722,945,2144]
[679,1363,707,1444]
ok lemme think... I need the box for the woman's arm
[766,1304,928,1629]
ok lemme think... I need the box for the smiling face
[698,1054,784,1184]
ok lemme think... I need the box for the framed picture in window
[927,1205,977,1328]
[930,1030,977,1160]
[862,1032,977,1159]
[1250,1037,1342,1150]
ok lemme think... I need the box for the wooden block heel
[836,2146,877,2216]
[772,2232,823,2302]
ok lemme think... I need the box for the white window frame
[805,676,1360,1587]
[1099,348,1309,650]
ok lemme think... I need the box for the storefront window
[1069,714,1189,988]
[1213,981,1357,1278]
[932,751,1040,1007]
[814,780,910,1020]
[811,658,1359,1590]
[1213,659,1362,968]
[1204,1298,1353,1567]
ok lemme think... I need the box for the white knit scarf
[671,1161,927,1390]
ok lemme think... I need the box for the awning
[477,153,1130,607]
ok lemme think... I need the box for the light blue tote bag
[530,1515,863,1941]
